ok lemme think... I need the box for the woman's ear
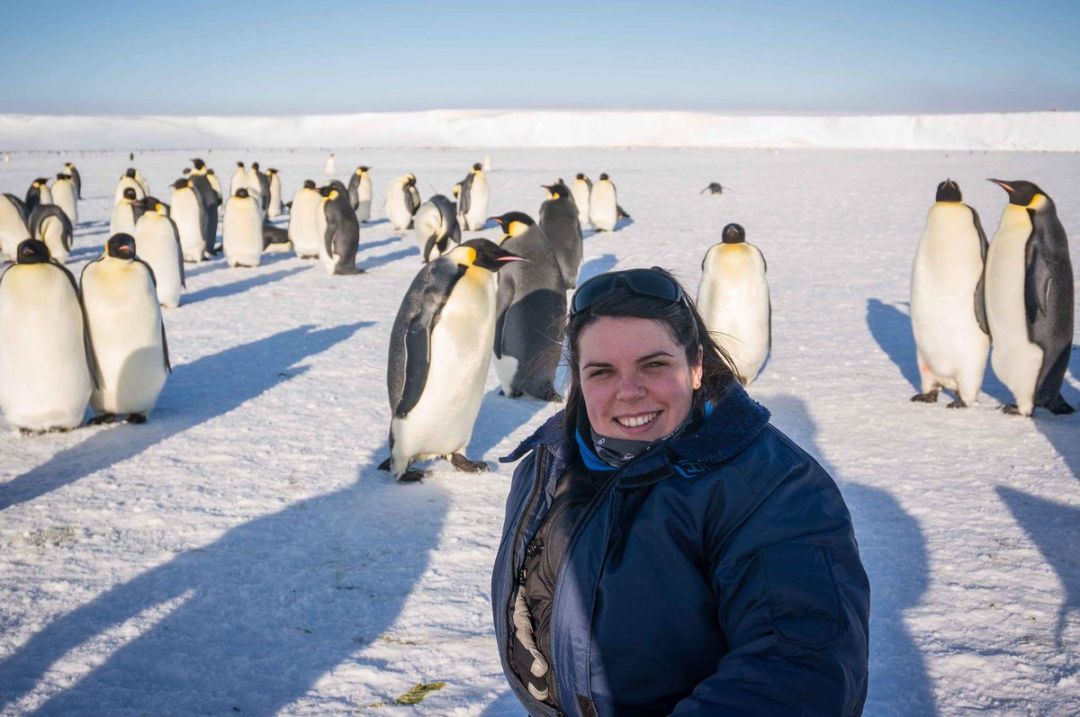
[692,345,704,390]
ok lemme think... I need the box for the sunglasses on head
[570,267,687,317]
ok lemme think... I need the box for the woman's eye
[587,368,611,378]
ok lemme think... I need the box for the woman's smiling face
[578,317,702,442]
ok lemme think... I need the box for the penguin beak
[497,254,526,263]
[988,178,1014,194]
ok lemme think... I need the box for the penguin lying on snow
[700,182,732,195]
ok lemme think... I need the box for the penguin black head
[235,188,250,198]
[172,178,189,189]
[988,179,1046,207]
[490,211,535,238]
[472,162,483,172]
[252,162,260,170]
[576,173,587,180]
[34,177,48,186]
[457,238,525,272]
[182,168,191,175]
[267,168,278,174]
[543,180,571,200]
[16,239,50,264]
[191,158,206,170]
[319,186,333,197]
[56,172,70,180]
[405,174,417,185]
[303,179,317,189]
[935,179,962,202]
[599,173,610,181]
[359,165,370,172]
[123,187,138,201]
[125,168,137,178]
[107,233,137,260]
[208,168,216,176]
[721,223,746,244]
[236,161,245,168]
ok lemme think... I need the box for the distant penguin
[458,162,491,231]
[189,158,221,253]
[386,174,420,231]
[413,194,462,262]
[0,239,94,432]
[984,179,1075,416]
[347,166,373,222]
[538,179,583,289]
[325,152,336,177]
[135,169,151,197]
[81,233,170,424]
[910,180,990,407]
[0,193,32,261]
[700,182,730,195]
[114,168,145,206]
[134,199,186,308]
[64,162,82,199]
[110,187,142,237]
[230,161,247,198]
[589,173,620,232]
[223,188,264,268]
[490,211,566,401]
[379,238,524,481]
[248,162,271,212]
[170,178,209,262]
[26,178,52,215]
[288,180,324,259]
[318,185,363,275]
[572,173,592,225]
[51,173,78,226]
[697,223,771,385]
[29,204,74,264]
[482,154,492,171]
[266,168,283,218]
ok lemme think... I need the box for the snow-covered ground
[0,145,1078,716]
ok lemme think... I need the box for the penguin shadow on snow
[362,217,390,227]
[358,245,418,272]
[995,486,1080,651]
[67,245,103,260]
[577,254,618,284]
[182,266,307,305]
[479,689,527,716]
[356,235,399,253]
[0,322,371,512]
[765,394,938,717]
[1032,344,1080,479]
[468,386,559,463]
[0,464,448,715]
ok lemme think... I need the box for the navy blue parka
[492,383,870,716]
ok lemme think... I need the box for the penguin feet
[946,398,967,409]
[910,390,939,403]
[1045,394,1077,415]
[125,413,147,424]
[397,469,426,483]
[450,453,489,473]
[377,457,392,471]
[1001,404,1028,417]
[335,265,367,275]
[89,413,118,425]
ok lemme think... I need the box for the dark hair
[562,272,738,440]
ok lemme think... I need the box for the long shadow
[1033,344,1080,479]
[0,466,447,714]
[68,245,102,259]
[183,258,227,279]
[362,218,390,227]
[996,486,1080,649]
[479,690,526,716]
[0,322,371,512]
[577,253,618,284]
[183,266,307,305]
[469,387,555,462]
[766,394,937,716]
[357,235,399,253]
[358,246,418,271]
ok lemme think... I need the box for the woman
[492,267,870,716]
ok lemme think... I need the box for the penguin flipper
[169,217,187,288]
[974,271,989,337]
[458,174,473,217]
[1023,236,1050,326]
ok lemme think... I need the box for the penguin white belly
[135,215,183,308]
[464,178,490,231]
[386,181,413,230]
[0,266,91,430]
[223,198,263,267]
[412,203,447,260]
[171,190,204,262]
[0,195,31,260]
[289,193,323,259]
[494,353,519,395]
[114,177,144,205]
[40,215,69,263]
[230,169,246,198]
[698,245,770,384]
[36,185,54,206]
[392,273,495,465]
[109,203,137,237]
[986,209,1044,413]
[589,183,617,231]
[313,203,330,265]
[268,176,282,218]
[83,262,167,415]
[356,177,372,222]
[910,205,989,399]
[52,182,78,226]
[572,183,590,224]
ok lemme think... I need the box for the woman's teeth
[618,412,658,428]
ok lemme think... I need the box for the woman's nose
[616,374,646,401]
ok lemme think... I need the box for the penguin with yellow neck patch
[490,211,566,401]
[26,178,52,215]
[539,179,583,289]
[347,165,373,222]
[984,179,1074,416]
[380,238,524,481]
[413,193,461,262]
[318,184,362,275]
[64,162,82,199]
[457,162,490,231]
[134,198,185,308]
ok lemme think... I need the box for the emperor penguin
[51,173,78,226]
[29,204,74,263]
[223,188,264,268]
[379,238,525,482]
[385,174,420,231]
[572,173,592,225]
[248,162,271,211]
[325,152,336,177]
[984,179,1075,416]
[490,211,566,401]
[318,184,363,275]
[347,166,373,222]
[170,178,210,262]
[538,179,583,289]
[288,180,324,259]
[206,169,223,205]
[457,162,491,231]
[114,168,145,206]
[0,239,94,432]
[189,158,221,252]
[413,194,462,262]
[700,182,731,195]
[589,173,619,232]
[910,180,990,407]
[110,187,142,237]
[26,178,52,215]
[134,198,186,308]
[697,223,771,385]
[0,193,32,261]
[81,234,170,424]
[134,168,151,197]
[64,162,82,199]
[266,168,283,218]
[230,161,247,198]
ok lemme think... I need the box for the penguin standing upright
[0,239,94,432]
[0,193,32,261]
[223,188,264,268]
[266,168,283,218]
[325,152,336,177]
[412,194,461,262]
[51,173,78,226]
[984,179,1075,416]
[189,158,221,253]
[81,233,169,424]
[110,187,142,237]
[248,162,271,212]
[538,179,583,289]
[230,161,247,198]
[26,178,52,215]
[206,169,223,205]
[113,168,145,206]
[170,178,209,262]
[910,180,990,407]
[589,173,620,232]
[572,173,592,225]
[380,238,524,482]
[134,199,186,308]
[385,174,420,230]
[490,211,566,401]
[457,162,491,231]
[348,166,373,222]
[697,223,771,385]
[288,180,324,259]
[64,162,82,199]
[318,185,363,275]
[29,204,74,263]
[134,168,151,197]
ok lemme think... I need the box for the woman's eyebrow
[582,351,674,370]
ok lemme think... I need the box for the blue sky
[2,0,1078,115]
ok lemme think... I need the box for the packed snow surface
[0,145,1078,716]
